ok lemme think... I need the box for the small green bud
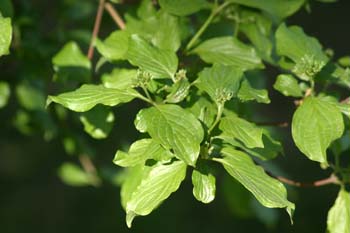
[133,69,153,87]
[293,54,325,81]
[174,69,187,82]
[215,88,233,104]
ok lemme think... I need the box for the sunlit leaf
[292,97,344,163]
[48,84,140,112]
[276,24,328,80]
[95,30,129,61]
[192,37,263,70]
[192,163,216,203]
[215,146,294,218]
[196,64,244,104]
[114,138,173,167]
[126,35,178,79]
[158,0,208,16]
[220,115,264,149]
[238,79,270,104]
[327,189,350,233]
[0,16,12,57]
[135,104,204,166]
[126,161,187,227]
[274,74,303,97]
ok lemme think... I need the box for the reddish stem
[87,0,106,60]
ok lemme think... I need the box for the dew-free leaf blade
[275,24,328,81]
[95,30,129,61]
[226,0,304,20]
[220,115,264,148]
[52,41,91,69]
[192,163,216,203]
[192,37,263,71]
[327,189,350,233]
[114,138,173,167]
[292,97,344,163]
[215,146,294,217]
[126,161,187,227]
[158,0,208,16]
[80,105,115,139]
[273,74,303,97]
[218,129,283,160]
[48,84,140,112]
[0,81,10,108]
[126,34,178,79]
[135,104,204,166]
[0,16,12,57]
[102,68,138,89]
[238,79,270,104]
[196,64,244,104]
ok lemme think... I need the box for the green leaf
[52,41,91,69]
[220,115,264,148]
[47,84,140,112]
[0,16,12,57]
[126,35,178,79]
[188,94,217,129]
[192,163,216,203]
[240,11,273,62]
[318,95,350,119]
[292,97,345,163]
[327,189,350,233]
[0,81,10,108]
[215,146,294,217]
[338,56,350,67]
[114,139,173,167]
[273,74,303,97]
[135,104,204,166]
[121,165,152,210]
[226,0,305,20]
[125,161,187,227]
[165,78,191,103]
[126,10,181,52]
[238,79,270,104]
[151,11,181,52]
[58,162,94,187]
[80,105,115,139]
[16,83,46,111]
[196,64,244,104]
[158,0,208,16]
[219,129,283,160]
[275,24,328,80]
[192,37,263,71]
[137,0,156,19]
[95,30,129,61]
[102,68,138,89]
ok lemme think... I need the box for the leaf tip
[126,211,137,228]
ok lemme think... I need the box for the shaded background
[0,0,349,232]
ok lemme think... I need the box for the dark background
[0,0,349,232]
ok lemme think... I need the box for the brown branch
[104,2,126,30]
[79,155,101,187]
[268,172,339,188]
[87,0,106,60]
[254,121,289,128]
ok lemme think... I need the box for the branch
[87,0,106,60]
[267,171,339,188]
[104,2,126,30]
[79,155,101,187]
[254,121,289,128]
